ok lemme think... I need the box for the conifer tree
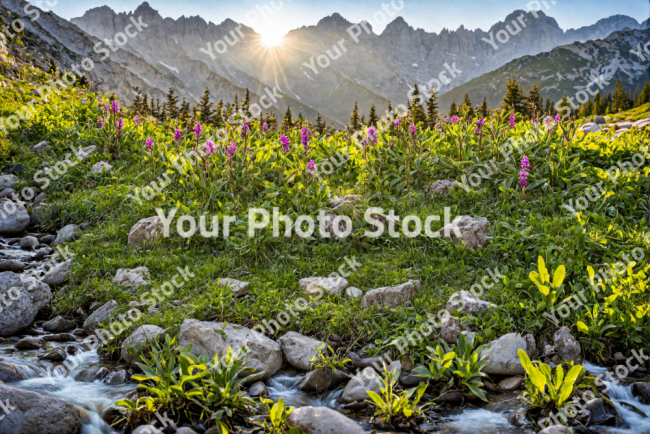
[612,80,628,112]
[215,99,224,127]
[526,83,543,119]
[281,106,293,132]
[449,100,458,116]
[350,102,360,130]
[197,88,214,125]
[131,93,142,115]
[179,98,190,127]
[410,83,427,125]
[242,88,251,117]
[387,100,393,115]
[638,79,650,106]
[501,77,525,114]
[426,89,438,128]
[141,94,149,117]
[315,113,325,134]
[368,104,378,127]
[164,86,179,120]
[462,93,474,118]
[479,96,488,118]
[233,94,239,113]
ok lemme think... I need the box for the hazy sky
[49,0,649,40]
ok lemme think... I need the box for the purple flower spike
[145,137,153,151]
[193,123,203,140]
[280,135,291,153]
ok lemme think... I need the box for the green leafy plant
[411,333,489,401]
[115,334,255,432]
[255,398,303,434]
[529,256,566,308]
[366,364,428,426]
[517,348,583,423]
[308,345,350,373]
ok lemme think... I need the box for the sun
[261,32,285,47]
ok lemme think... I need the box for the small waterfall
[267,373,342,408]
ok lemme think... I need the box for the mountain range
[3,0,647,126]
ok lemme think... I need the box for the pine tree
[592,93,601,116]
[164,86,179,120]
[233,94,239,114]
[612,80,628,112]
[141,94,149,117]
[179,98,190,127]
[638,79,650,106]
[215,99,224,126]
[387,100,393,115]
[501,77,525,114]
[131,93,142,116]
[410,83,427,125]
[350,102,360,130]
[47,59,57,75]
[479,96,488,118]
[544,98,552,115]
[315,113,325,134]
[557,94,572,119]
[526,83,543,119]
[360,115,366,126]
[461,93,474,118]
[449,100,458,116]
[426,89,439,127]
[368,104,378,127]
[281,106,293,132]
[197,88,214,125]
[242,88,251,117]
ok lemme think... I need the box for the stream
[2,237,650,433]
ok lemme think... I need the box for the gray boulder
[0,359,27,382]
[287,406,365,434]
[0,260,25,272]
[19,236,38,249]
[0,201,30,234]
[216,278,250,296]
[480,333,534,375]
[440,312,461,344]
[82,300,119,335]
[341,367,381,403]
[127,216,165,247]
[0,272,51,336]
[249,381,269,397]
[278,331,325,371]
[445,290,494,314]
[41,259,72,286]
[429,179,457,196]
[360,280,420,308]
[0,384,83,434]
[345,286,363,299]
[121,325,164,366]
[42,316,77,333]
[179,319,282,381]
[553,326,581,364]
[299,276,348,296]
[53,224,79,245]
[0,175,18,189]
[298,368,350,393]
[439,216,491,249]
[537,426,570,434]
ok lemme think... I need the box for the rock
[299,276,348,296]
[0,201,30,233]
[39,234,55,245]
[319,210,352,239]
[104,369,127,385]
[3,164,25,174]
[287,406,365,434]
[445,290,494,314]
[298,368,350,393]
[341,367,381,403]
[176,429,199,434]
[127,216,165,247]
[42,259,72,286]
[348,352,391,370]
[34,192,46,205]
[78,146,97,159]
[585,397,617,425]
[582,123,600,133]
[249,381,269,397]
[0,188,15,198]
[498,376,523,391]
[0,175,18,189]
[38,348,67,361]
[0,359,27,382]
[179,319,282,381]
[30,140,50,154]
[42,316,77,333]
[440,312,461,344]
[439,216,490,249]
[19,236,38,249]
[594,116,606,125]
[53,224,79,245]
[633,119,650,129]
[0,260,25,272]
[82,300,119,335]
[0,384,83,433]
[329,195,362,211]
[112,267,150,287]
[632,382,650,405]
[481,333,532,375]
[429,179,457,196]
[553,326,581,364]
[278,331,325,371]
[90,161,112,174]
[93,367,110,381]
[15,336,44,350]
[360,280,420,308]
[133,426,161,434]
[0,272,51,336]
[42,333,76,342]
[121,325,164,366]
[537,426,570,434]
[216,278,250,296]
[345,286,363,299]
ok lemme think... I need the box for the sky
[48,0,649,41]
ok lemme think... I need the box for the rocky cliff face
[28,0,647,125]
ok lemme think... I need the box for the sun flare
[261,32,285,47]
